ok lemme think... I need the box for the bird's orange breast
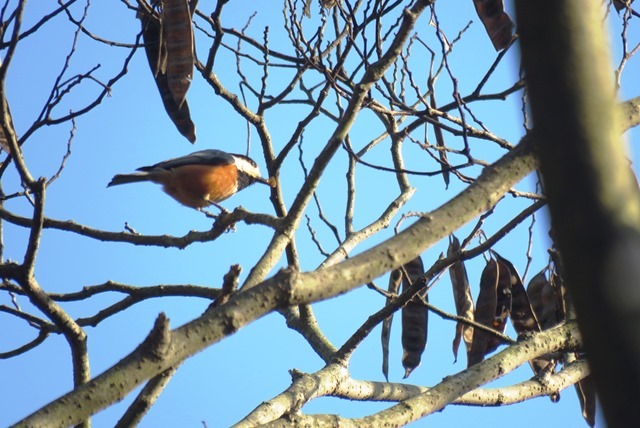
[155,164,239,208]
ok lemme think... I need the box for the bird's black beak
[256,176,276,188]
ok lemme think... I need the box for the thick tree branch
[237,322,582,426]
[333,359,589,406]
[517,1,640,427]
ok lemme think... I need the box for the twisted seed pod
[472,0,514,50]
[138,7,196,143]
[381,269,402,381]
[447,235,474,363]
[401,256,428,378]
[162,0,194,108]
[468,257,511,367]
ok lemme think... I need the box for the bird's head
[231,154,276,188]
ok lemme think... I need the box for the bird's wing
[137,150,235,172]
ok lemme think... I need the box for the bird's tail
[107,172,150,187]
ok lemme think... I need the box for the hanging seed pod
[472,0,514,50]
[527,269,569,402]
[447,235,474,363]
[527,270,562,330]
[468,257,512,367]
[138,7,196,143]
[613,0,635,12]
[162,0,194,108]
[495,254,540,336]
[526,270,557,375]
[381,268,402,381]
[575,373,597,427]
[401,256,428,378]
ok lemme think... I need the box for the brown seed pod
[468,257,511,367]
[162,0,194,108]
[472,0,514,51]
[495,254,540,336]
[401,256,428,378]
[575,373,597,427]
[138,7,196,143]
[381,268,402,381]
[447,235,474,363]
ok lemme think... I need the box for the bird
[107,149,275,212]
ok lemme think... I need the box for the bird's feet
[198,207,221,219]
[198,205,236,232]
[198,202,229,219]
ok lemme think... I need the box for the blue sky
[2,1,638,426]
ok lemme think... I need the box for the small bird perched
[108,149,275,212]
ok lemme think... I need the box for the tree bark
[517,1,640,426]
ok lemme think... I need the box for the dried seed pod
[162,0,194,108]
[138,7,196,143]
[495,254,540,336]
[527,270,562,330]
[472,0,514,50]
[486,257,512,354]
[468,257,511,367]
[381,268,402,381]
[575,373,596,427]
[613,0,635,12]
[526,270,556,371]
[447,235,474,363]
[401,256,428,378]
[526,269,566,401]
